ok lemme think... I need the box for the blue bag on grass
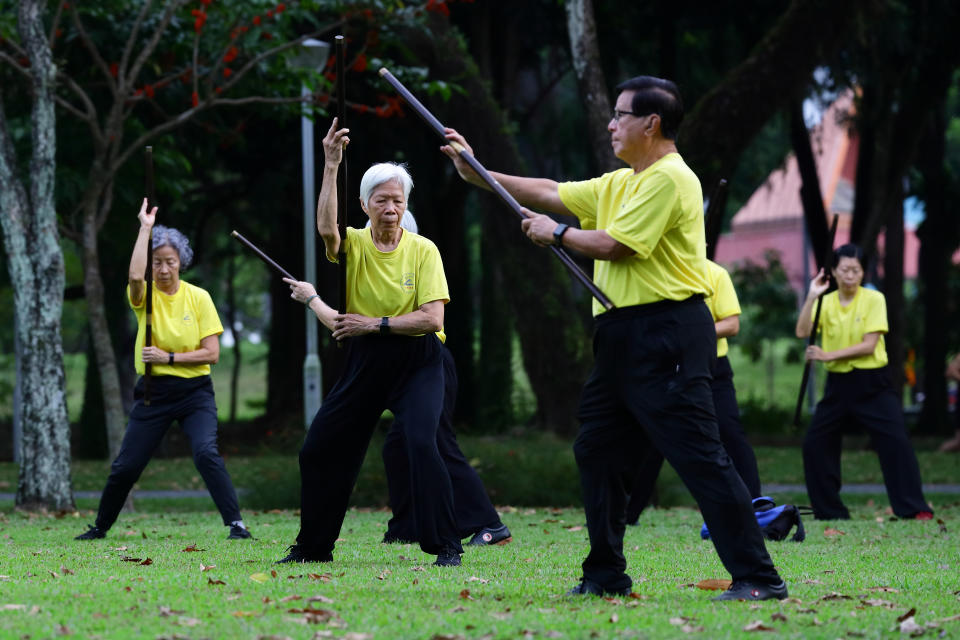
[700,496,806,542]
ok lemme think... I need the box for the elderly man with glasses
[439,75,787,601]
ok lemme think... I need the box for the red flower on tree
[109,62,119,78]
[191,91,199,107]
[351,54,368,72]
[276,3,286,13]
[144,84,155,98]
[252,15,261,25]
[223,67,233,78]
[223,46,238,63]
[425,0,450,17]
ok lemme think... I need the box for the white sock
[231,520,246,529]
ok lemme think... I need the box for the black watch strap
[168,352,174,365]
[553,223,570,246]
[380,316,390,335]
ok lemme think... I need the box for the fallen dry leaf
[59,566,74,576]
[868,586,900,593]
[696,578,732,591]
[207,578,225,586]
[139,558,152,566]
[820,592,853,601]
[249,573,271,583]
[467,576,490,584]
[231,611,258,618]
[824,528,846,537]
[182,544,204,552]
[897,608,918,623]
[743,620,775,632]
[459,589,473,600]
[771,612,788,622]
[200,563,216,572]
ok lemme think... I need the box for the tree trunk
[882,183,905,398]
[226,255,241,425]
[916,103,953,434]
[565,0,620,174]
[81,204,128,459]
[0,0,74,511]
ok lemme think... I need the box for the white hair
[359,162,413,209]
[365,209,419,233]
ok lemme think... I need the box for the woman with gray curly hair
[75,199,250,541]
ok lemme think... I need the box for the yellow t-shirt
[332,226,449,342]
[128,280,223,377]
[814,286,888,373]
[705,260,740,358]
[557,154,712,316]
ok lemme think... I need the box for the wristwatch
[168,352,175,365]
[553,223,569,247]
[380,316,390,335]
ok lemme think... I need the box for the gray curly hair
[151,225,194,269]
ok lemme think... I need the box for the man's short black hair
[615,76,684,140]
[833,243,864,268]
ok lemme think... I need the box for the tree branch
[47,0,64,46]
[117,0,154,88]
[127,0,189,91]
[69,5,116,96]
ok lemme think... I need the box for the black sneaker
[566,578,631,597]
[74,525,106,540]
[433,548,462,567]
[274,545,333,564]
[466,523,512,546]
[712,580,788,601]
[227,524,252,540]
[382,533,415,544]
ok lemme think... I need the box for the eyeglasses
[612,109,637,122]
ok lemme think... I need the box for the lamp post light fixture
[288,38,331,429]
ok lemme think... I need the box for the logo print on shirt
[402,272,414,292]
[182,314,193,325]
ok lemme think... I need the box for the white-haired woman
[277,118,462,567]
[76,200,250,541]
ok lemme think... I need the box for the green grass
[2,437,958,514]
[1,504,958,639]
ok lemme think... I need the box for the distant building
[713,90,921,293]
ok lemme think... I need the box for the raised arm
[128,197,158,306]
[317,118,350,260]
[795,268,829,338]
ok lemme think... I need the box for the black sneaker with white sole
[712,580,788,601]
[227,524,252,540]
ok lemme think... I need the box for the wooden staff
[335,35,348,316]
[231,230,296,280]
[378,67,615,311]
[144,146,155,406]
[793,213,840,426]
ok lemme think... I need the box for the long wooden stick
[231,230,296,280]
[144,146,155,406]
[335,35,348,316]
[793,213,840,426]
[378,67,615,311]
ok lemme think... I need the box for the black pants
[803,367,931,519]
[624,355,762,522]
[296,334,461,557]
[575,298,779,592]
[95,376,242,530]
[382,346,501,541]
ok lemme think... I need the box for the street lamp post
[289,38,331,429]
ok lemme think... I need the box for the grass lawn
[1,503,957,639]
